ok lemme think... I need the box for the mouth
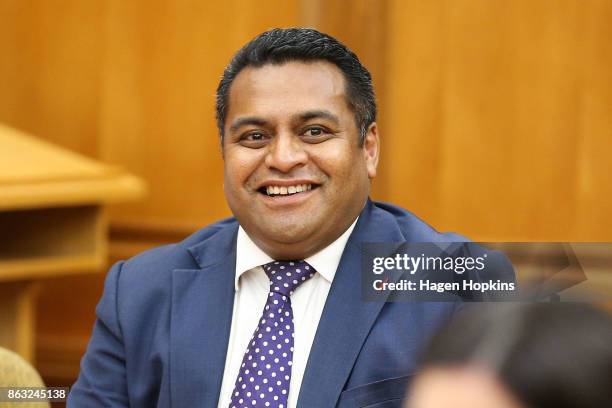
[257,183,320,198]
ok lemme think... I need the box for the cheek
[315,147,367,188]
[311,141,358,173]
[224,150,263,190]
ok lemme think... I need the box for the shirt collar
[234,217,359,291]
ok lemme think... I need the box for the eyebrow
[297,110,340,126]
[228,109,341,134]
[229,117,268,134]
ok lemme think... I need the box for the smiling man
[222,58,377,261]
[69,28,467,408]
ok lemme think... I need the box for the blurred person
[0,347,50,408]
[68,28,507,408]
[407,303,612,408]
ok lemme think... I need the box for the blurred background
[0,0,610,392]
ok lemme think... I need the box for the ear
[362,122,380,179]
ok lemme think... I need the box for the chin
[260,222,314,245]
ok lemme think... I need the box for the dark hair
[419,303,612,408]
[216,28,376,145]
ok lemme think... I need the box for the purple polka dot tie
[229,260,315,408]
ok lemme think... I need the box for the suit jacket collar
[297,199,407,407]
[171,222,238,408]
[186,220,239,268]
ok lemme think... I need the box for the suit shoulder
[371,201,469,242]
[106,217,238,323]
[119,217,238,280]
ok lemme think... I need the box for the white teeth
[265,184,314,196]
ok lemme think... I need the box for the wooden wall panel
[0,0,104,157]
[383,0,447,223]
[575,1,612,240]
[439,0,583,240]
[383,0,612,240]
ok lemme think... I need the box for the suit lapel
[297,201,406,407]
[170,224,237,408]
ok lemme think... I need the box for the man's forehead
[230,61,347,102]
[226,60,350,124]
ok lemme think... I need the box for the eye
[301,126,331,142]
[240,131,269,148]
[305,127,324,136]
[245,132,265,141]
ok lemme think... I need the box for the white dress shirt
[217,218,358,408]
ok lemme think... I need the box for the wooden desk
[0,123,145,362]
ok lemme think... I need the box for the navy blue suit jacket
[68,200,469,407]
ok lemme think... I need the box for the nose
[264,132,308,173]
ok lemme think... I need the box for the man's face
[222,60,379,260]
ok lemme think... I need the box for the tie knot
[263,260,315,296]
